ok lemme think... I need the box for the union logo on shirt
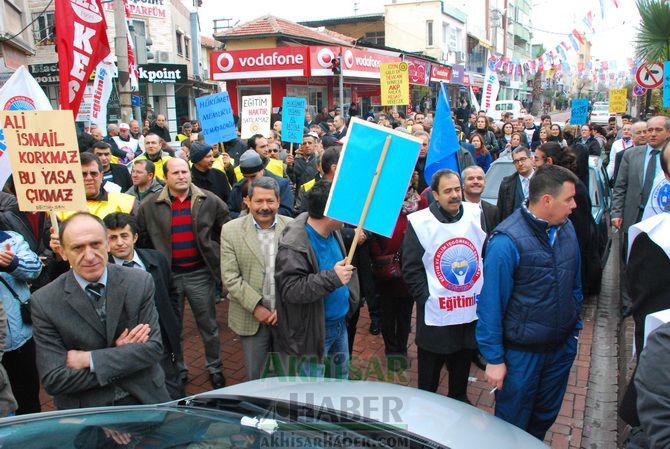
[433,237,481,292]
[649,181,670,215]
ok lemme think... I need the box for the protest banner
[241,94,271,139]
[570,99,590,125]
[608,89,627,113]
[0,110,87,218]
[281,97,306,150]
[0,66,53,187]
[325,117,422,261]
[195,91,237,144]
[380,62,410,106]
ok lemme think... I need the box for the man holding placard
[402,169,486,402]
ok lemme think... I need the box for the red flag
[56,0,111,116]
[572,29,585,45]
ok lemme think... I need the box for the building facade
[0,0,35,86]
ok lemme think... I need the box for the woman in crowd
[369,171,428,373]
[549,124,568,148]
[497,122,515,153]
[470,133,492,173]
[472,116,499,156]
[531,127,550,151]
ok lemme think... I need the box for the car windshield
[482,161,516,205]
[0,396,443,449]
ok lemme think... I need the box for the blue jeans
[299,318,349,379]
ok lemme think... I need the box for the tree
[634,0,670,64]
[530,45,545,116]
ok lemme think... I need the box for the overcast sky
[196,0,640,64]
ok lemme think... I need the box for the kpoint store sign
[210,48,309,80]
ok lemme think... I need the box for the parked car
[487,100,524,121]
[0,378,549,448]
[589,103,617,125]
[481,157,612,281]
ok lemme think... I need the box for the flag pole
[346,135,392,265]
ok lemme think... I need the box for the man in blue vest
[476,164,583,440]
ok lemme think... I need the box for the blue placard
[663,61,670,108]
[195,92,237,144]
[570,99,590,125]
[281,97,306,144]
[325,118,422,238]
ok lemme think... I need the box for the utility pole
[338,53,344,116]
[114,0,132,123]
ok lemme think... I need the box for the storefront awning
[478,38,495,51]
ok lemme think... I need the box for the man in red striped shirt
[137,158,230,389]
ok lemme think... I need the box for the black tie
[641,149,660,209]
[85,283,106,323]
[122,260,137,268]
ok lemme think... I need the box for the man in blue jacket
[476,164,583,440]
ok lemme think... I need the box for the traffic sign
[636,63,664,89]
[633,85,647,96]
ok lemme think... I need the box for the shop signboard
[404,56,430,85]
[211,47,309,81]
[138,64,187,84]
[430,64,453,84]
[340,48,401,79]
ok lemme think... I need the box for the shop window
[176,31,183,56]
[32,11,55,46]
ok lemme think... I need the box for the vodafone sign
[210,47,308,80]
[309,46,340,76]
[340,48,401,79]
[430,64,453,83]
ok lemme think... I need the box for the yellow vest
[234,158,284,182]
[134,155,172,180]
[211,156,227,173]
[57,192,136,221]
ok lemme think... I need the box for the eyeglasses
[513,157,529,165]
[269,149,279,153]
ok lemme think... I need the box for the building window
[176,31,183,56]
[442,23,448,45]
[426,20,433,47]
[32,11,55,46]
[364,31,385,46]
[184,37,190,60]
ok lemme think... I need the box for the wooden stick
[346,135,392,265]
[289,142,293,156]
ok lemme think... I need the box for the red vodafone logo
[343,50,354,69]
[316,48,335,68]
[217,53,234,72]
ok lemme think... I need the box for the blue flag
[424,82,460,186]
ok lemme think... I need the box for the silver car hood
[192,378,549,449]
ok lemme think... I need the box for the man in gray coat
[31,213,169,409]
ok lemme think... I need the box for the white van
[486,100,523,121]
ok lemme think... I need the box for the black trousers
[380,295,413,356]
[3,338,41,414]
[417,346,474,402]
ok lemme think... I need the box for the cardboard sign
[380,62,410,106]
[281,97,306,144]
[570,99,589,125]
[325,117,421,238]
[195,92,237,144]
[664,61,670,108]
[608,89,627,113]
[240,95,271,139]
[0,110,87,212]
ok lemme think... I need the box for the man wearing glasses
[496,147,535,222]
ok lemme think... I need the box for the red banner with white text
[56,0,111,116]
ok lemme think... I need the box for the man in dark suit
[462,165,499,234]
[92,142,132,192]
[610,121,648,187]
[31,213,169,410]
[496,147,534,223]
[103,212,184,399]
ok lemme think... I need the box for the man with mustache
[402,169,486,401]
[220,177,292,380]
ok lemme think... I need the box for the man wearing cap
[234,134,285,181]
[134,134,173,181]
[228,150,294,219]
[112,123,140,162]
[287,133,320,191]
[190,142,231,204]
[177,122,193,142]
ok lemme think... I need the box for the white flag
[90,56,116,136]
[481,58,500,112]
[0,66,52,186]
[470,86,481,112]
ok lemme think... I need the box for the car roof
[195,378,548,449]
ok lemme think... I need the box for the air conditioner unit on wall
[455,51,465,63]
[156,51,171,63]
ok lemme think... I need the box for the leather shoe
[210,372,226,389]
[369,321,380,335]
